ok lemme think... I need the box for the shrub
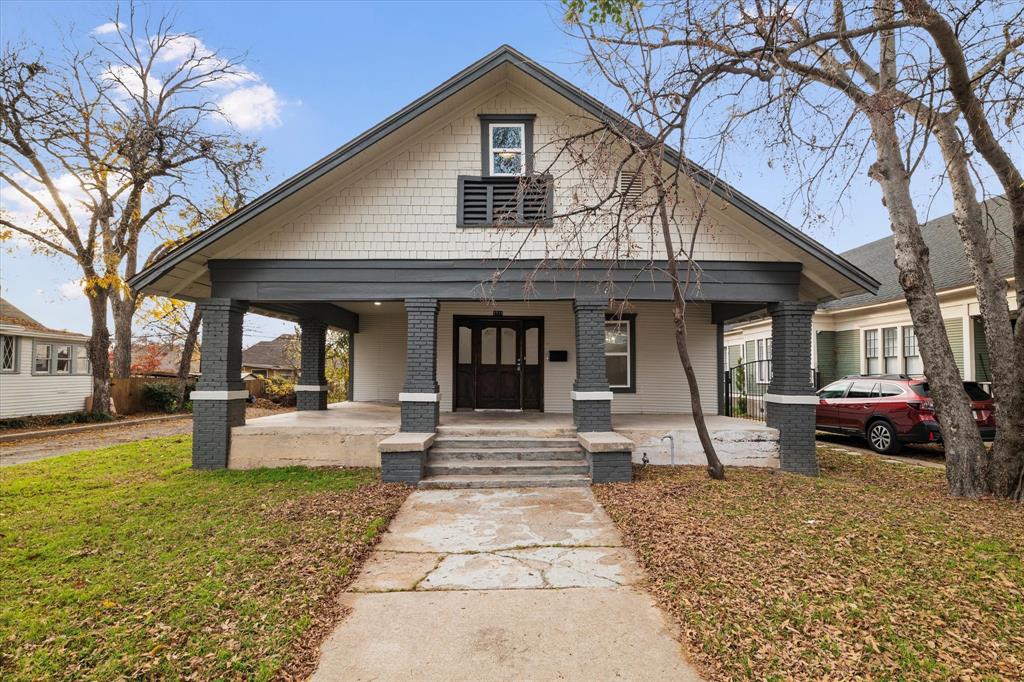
[264,375,296,407]
[54,411,114,425]
[143,382,180,413]
[0,417,28,430]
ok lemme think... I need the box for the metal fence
[722,360,819,422]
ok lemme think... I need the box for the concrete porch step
[417,473,591,490]
[431,437,580,450]
[429,447,584,461]
[426,459,589,477]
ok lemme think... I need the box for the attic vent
[618,171,643,205]
[458,175,553,227]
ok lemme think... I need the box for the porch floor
[229,402,780,470]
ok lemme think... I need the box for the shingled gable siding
[231,88,769,263]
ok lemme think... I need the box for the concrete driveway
[312,487,702,681]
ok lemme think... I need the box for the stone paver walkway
[312,487,702,681]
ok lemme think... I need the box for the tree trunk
[658,199,726,480]
[865,109,988,497]
[86,287,112,415]
[111,292,135,380]
[931,117,1024,500]
[176,306,202,406]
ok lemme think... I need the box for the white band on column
[764,393,819,405]
[190,390,250,401]
[399,392,441,402]
[570,391,614,401]
[295,384,329,392]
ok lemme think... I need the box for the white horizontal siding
[351,313,406,403]
[0,336,93,418]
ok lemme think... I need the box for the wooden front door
[454,317,543,410]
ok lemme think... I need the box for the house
[130,341,200,378]
[0,296,93,419]
[725,197,1017,392]
[241,334,298,379]
[129,46,878,483]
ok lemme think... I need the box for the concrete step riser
[429,449,584,462]
[418,477,590,490]
[432,439,579,450]
[426,463,590,477]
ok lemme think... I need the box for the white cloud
[102,64,162,100]
[92,21,124,35]
[59,280,85,299]
[217,84,283,131]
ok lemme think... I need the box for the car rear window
[910,382,990,400]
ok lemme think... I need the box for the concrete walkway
[312,487,702,681]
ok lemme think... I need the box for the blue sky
[0,0,958,340]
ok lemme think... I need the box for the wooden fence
[111,376,266,414]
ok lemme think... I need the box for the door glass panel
[481,327,497,365]
[458,326,472,364]
[500,327,517,365]
[524,327,539,365]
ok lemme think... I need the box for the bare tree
[0,3,263,412]
[565,0,1023,499]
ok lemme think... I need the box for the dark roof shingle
[242,334,297,369]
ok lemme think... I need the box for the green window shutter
[972,317,990,382]
[834,330,861,379]
[816,331,837,384]
[943,318,965,377]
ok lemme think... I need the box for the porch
[227,402,780,472]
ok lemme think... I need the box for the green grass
[595,448,1024,681]
[0,436,408,680]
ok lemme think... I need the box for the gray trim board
[248,301,359,332]
[208,259,804,303]
[128,45,879,297]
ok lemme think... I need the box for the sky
[0,0,969,342]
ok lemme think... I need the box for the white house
[0,296,92,419]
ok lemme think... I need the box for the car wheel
[866,420,901,454]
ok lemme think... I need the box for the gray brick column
[296,318,328,410]
[572,298,612,432]
[191,299,247,469]
[400,299,439,432]
[765,301,819,476]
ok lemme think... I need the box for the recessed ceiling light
[373,301,382,306]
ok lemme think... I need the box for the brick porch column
[765,301,819,475]
[572,298,612,432]
[296,318,328,410]
[399,299,439,432]
[191,298,247,469]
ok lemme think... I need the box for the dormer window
[478,114,534,176]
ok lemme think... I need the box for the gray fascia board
[130,44,879,297]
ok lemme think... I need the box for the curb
[0,413,192,444]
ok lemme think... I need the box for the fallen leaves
[594,447,1024,681]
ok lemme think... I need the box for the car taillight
[908,400,936,414]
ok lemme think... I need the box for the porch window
[34,343,52,374]
[755,338,772,383]
[1,335,16,372]
[865,329,880,374]
[903,326,923,374]
[75,345,90,374]
[882,327,899,373]
[55,344,72,374]
[605,314,636,392]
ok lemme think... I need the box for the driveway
[312,487,702,681]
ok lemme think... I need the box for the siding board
[834,330,861,378]
[944,318,965,376]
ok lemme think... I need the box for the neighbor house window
[1,335,16,372]
[865,329,880,374]
[34,343,52,374]
[55,344,72,374]
[882,327,899,373]
[605,314,636,392]
[489,123,525,175]
[755,338,772,383]
[903,325,923,374]
[75,345,90,374]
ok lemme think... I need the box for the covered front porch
[227,402,781,472]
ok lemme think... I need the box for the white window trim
[0,335,17,373]
[74,345,91,375]
[604,319,632,390]
[32,341,53,375]
[488,122,526,176]
[755,337,772,384]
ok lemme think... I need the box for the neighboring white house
[0,296,93,419]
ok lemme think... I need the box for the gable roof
[0,296,89,339]
[129,45,878,298]
[242,334,297,370]
[821,196,1014,312]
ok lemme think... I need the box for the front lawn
[595,448,1024,681]
[0,436,409,680]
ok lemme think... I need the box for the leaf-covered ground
[594,447,1024,681]
[0,436,409,681]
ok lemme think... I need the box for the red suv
[815,375,996,454]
